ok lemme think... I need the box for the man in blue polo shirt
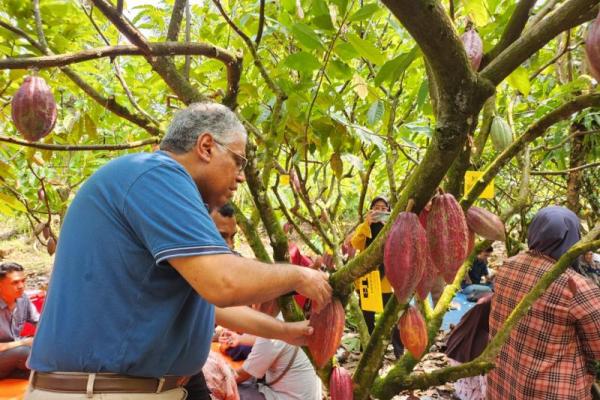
[26,103,332,399]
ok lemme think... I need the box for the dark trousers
[0,345,31,379]
[184,372,212,400]
[361,293,404,358]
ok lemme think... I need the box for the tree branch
[0,42,241,70]
[166,0,187,41]
[90,0,214,106]
[231,202,272,263]
[0,19,162,136]
[460,93,600,209]
[531,161,600,175]
[255,0,266,46]
[0,136,159,151]
[481,0,598,85]
[483,0,537,66]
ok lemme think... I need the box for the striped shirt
[488,251,600,399]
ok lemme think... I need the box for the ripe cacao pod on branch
[585,10,600,81]
[384,212,427,304]
[398,305,428,359]
[307,298,345,368]
[461,27,483,71]
[330,366,353,400]
[466,206,506,242]
[46,237,56,256]
[490,116,513,152]
[426,193,470,283]
[11,76,57,142]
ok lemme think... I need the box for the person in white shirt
[235,300,322,400]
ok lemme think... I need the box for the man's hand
[277,319,314,347]
[294,268,332,313]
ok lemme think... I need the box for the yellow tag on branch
[464,171,494,199]
[356,270,384,313]
[280,174,290,185]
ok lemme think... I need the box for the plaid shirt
[488,251,600,400]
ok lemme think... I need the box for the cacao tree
[0,0,599,398]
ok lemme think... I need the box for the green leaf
[333,42,359,61]
[507,67,531,96]
[0,193,26,213]
[367,100,385,126]
[347,33,385,65]
[463,0,489,25]
[291,23,324,50]
[349,3,381,21]
[0,161,15,180]
[284,52,321,73]
[374,46,418,86]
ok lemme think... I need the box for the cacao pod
[415,263,437,301]
[490,116,513,152]
[467,228,475,255]
[37,188,46,201]
[307,298,345,368]
[585,10,600,81]
[42,225,50,240]
[322,251,334,270]
[398,305,428,359]
[330,366,353,400]
[11,76,57,141]
[384,212,428,304]
[47,237,56,255]
[466,206,506,242]
[461,27,483,71]
[426,194,470,283]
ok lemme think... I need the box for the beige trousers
[24,387,188,399]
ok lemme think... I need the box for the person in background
[351,196,403,358]
[0,262,39,379]
[461,247,494,299]
[488,206,600,400]
[578,250,600,286]
[235,300,322,400]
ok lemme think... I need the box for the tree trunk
[566,122,589,215]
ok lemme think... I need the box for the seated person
[461,247,494,298]
[578,250,600,286]
[0,262,39,379]
[236,300,322,400]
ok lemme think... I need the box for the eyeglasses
[213,139,248,173]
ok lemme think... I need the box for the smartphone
[371,211,390,223]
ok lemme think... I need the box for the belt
[31,371,185,394]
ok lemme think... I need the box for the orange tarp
[0,379,27,400]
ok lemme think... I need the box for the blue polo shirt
[29,151,230,377]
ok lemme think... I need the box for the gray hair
[160,102,247,153]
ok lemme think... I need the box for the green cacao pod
[490,116,513,152]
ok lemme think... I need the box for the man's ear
[196,133,214,162]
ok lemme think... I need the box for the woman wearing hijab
[487,206,600,400]
[350,196,403,358]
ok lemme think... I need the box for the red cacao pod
[426,194,470,283]
[461,27,483,71]
[398,305,428,359]
[11,76,57,141]
[415,263,437,301]
[330,366,353,400]
[307,298,345,368]
[467,228,475,255]
[466,206,506,242]
[586,10,600,81]
[384,212,428,304]
[42,225,50,240]
[37,188,46,201]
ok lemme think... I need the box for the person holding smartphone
[350,196,403,358]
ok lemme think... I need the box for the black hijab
[527,206,581,261]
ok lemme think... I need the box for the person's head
[0,262,26,304]
[477,247,493,262]
[369,196,390,212]
[583,250,594,264]
[210,203,237,249]
[527,206,580,261]
[160,103,248,210]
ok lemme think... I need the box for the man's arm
[235,367,253,383]
[215,306,312,347]
[170,254,331,311]
[0,337,33,352]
